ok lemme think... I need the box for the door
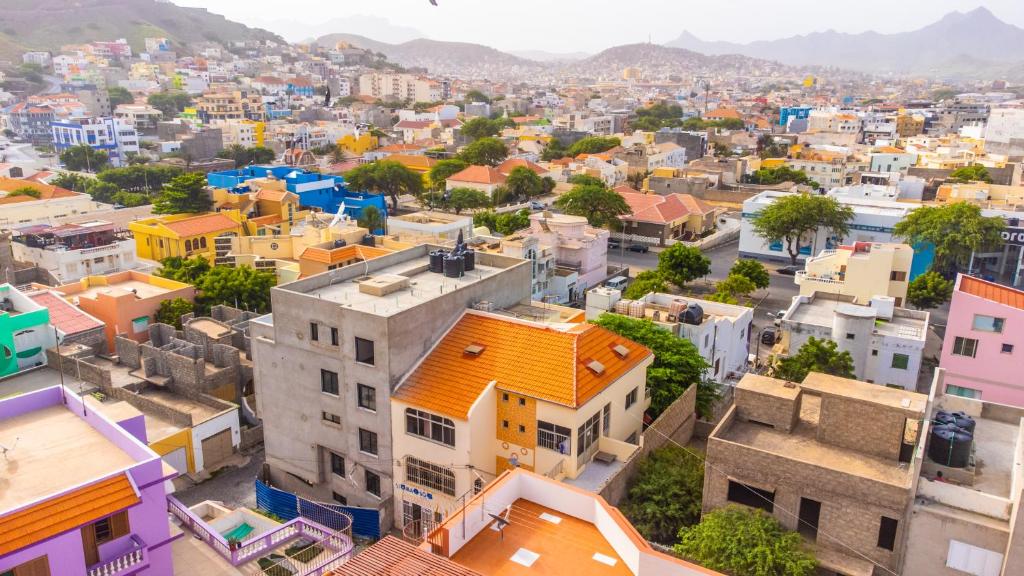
[200,429,234,470]
[2,556,50,576]
[402,500,425,538]
[798,497,821,540]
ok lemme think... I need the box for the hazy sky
[173,1,1024,53]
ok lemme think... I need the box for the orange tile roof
[0,178,78,204]
[254,188,289,202]
[249,214,284,226]
[162,213,241,238]
[959,275,1024,310]
[448,165,506,185]
[301,244,393,265]
[394,312,652,418]
[497,158,547,176]
[331,536,482,576]
[705,107,741,120]
[388,154,437,171]
[0,474,139,556]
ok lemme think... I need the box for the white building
[217,119,259,148]
[779,292,929,390]
[10,221,138,284]
[50,116,139,167]
[985,107,1024,157]
[739,190,916,262]
[358,73,438,102]
[586,288,753,383]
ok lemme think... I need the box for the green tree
[147,91,192,117]
[893,203,1004,275]
[7,186,41,199]
[729,259,770,290]
[906,271,954,310]
[675,505,817,576]
[493,209,531,235]
[540,137,566,161]
[747,165,818,187]
[460,117,502,141]
[623,270,668,299]
[107,86,134,108]
[153,173,212,214]
[195,265,276,314]
[85,180,120,203]
[155,298,194,329]
[774,337,855,383]
[112,191,150,207]
[656,244,711,289]
[463,90,491,104]
[357,205,384,232]
[51,172,92,192]
[97,165,182,193]
[623,445,704,543]
[428,159,469,191]
[473,210,498,232]
[949,164,992,183]
[566,136,621,158]
[751,194,854,265]
[345,160,423,212]
[446,187,491,214]
[217,145,276,168]
[157,256,211,284]
[505,166,544,201]
[553,183,630,228]
[458,137,508,166]
[592,314,715,417]
[60,145,109,172]
[710,274,757,304]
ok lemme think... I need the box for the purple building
[0,386,177,576]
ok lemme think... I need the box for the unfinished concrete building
[704,372,928,576]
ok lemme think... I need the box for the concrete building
[129,211,246,262]
[795,242,916,307]
[445,165,507,198]
[0,283,55,376]
[0,386,177,576]
[389,310,652,532]
[114,104,163,134]
[51,116,140,167]
[617,190,717,246]
[386,211,474,245]
[779,292,929,391]
[985,108,1024,158]
[10,220,138,284]
[250,245,533,532]
[938,275,1024,405]
[358,73,438,102]
[0,177,111,228]
[586,288,752,383]
[704,372,927,576]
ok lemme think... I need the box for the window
[518,424,526,433]
[947,384,981,399]
[972,315,1005,333]
[357,384,376,411]
[602,403,611,436]
[518,397,526,407]
[358,428,378,456]
[727,480,774,513]
[310,322,319,341]
[946,539,1004,576]
[199,237,207,248]
[872,349,879,356]
[501,420,509,429]
[846,333,855,340]
[1003,343,1014,354]
[320,369,339,395]
[355,337,375,365]
[877,516,898,551]
[578,411,601,457]
[474,478,484,494]
[502,393,509,402]
[953,337,979,358]
[365,470,381,498]
[405,408,455,447]
[537,421,571,453]
[330,327,339,346]
[332,492,347,505]
[406,457,456,496]
[322,411,341,425]
[330,452,345,477]
[891,353,909,370]
[889,270,907,282]
[94,517,113,543]
[625,387,638,410]
[93,256,104,264]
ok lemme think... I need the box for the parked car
[628,244,649,253]
[605,276,629,290]
[776,265,802,276]
[608,239,621,249]
[528,200,546,210]
[760,327,778,346]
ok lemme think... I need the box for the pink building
[939,275,1024,405]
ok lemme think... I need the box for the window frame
[952,336,979,358]
[537,420,571,454]
[405,457,456,496]
[404,408,455,448]
[891,353,910,370]
[330,452,345,477]
[625,387,638,410]
[358,428,378,456]
[322,411,341,425]
[310,322,319,342]
[320,369,339,396]
[364,470,381,498]
[972,315,1005,334]
[357,383,376,412]
[355,337,375,365]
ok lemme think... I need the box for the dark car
[776,265,802,276]
[608,239,621,249]
[628,244,649,253]
[760,327,778,346]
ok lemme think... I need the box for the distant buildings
[358,73,440,102]
[616,190,717,245]
[10,220,138,284]
[795,242,918,307]
[50,116,140,167]
[0,178,111,228]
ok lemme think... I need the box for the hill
[560,43,793,79]
[0,0,281,60]
[666,7,1024,77]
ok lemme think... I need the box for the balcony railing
[794,270,845,287]
[87,535,147,576]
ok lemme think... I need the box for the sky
[172,0,1024,54]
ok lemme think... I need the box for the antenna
[489,505,512,541]
[0,437,19,460]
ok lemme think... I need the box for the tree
[712,143,733,158]
[505,166,544,201]
[657,244,711,289]
[565,136,621,158]
[428,159,469,191]
[446,187,491,214]
[729,259,770,290]
[60,145,109,172]
[157,256,211,284]
[949,164,992,183]
[893,203,1004,275]
[747,165,818,187]
[553,183,630,228]
[463,90,491,104]
[107,86,134,108]
[751,194,854,265]
[623,445,704,543]
[196,265,276,314]
[774,337,855,383]
[357,205,384,232]
[147,91,192,117]
[153,173,213,214]
[51,172,91,192]
[626,170,650,191]
[540,137,566,161]
[7,186,41,199]
[345,160,423,212]
[675,505,817,576]
[458,137,507,166]
[623,270,667,299]
[906,271,954,310]
[460,117,502,141]
[217,145,276,168]
[710,274,757,304]
[156,298,194,329]
[97,165,182,193]
[494,209,531,235]
[85,180,120,203]
[592,314,715,417]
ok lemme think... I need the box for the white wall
[190,408,240,472]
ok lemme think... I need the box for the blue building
[207,166,388,227]
[50,117,140,167]
[778,106,812,127]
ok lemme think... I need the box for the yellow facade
[130,210,247,262]
[760,158,787,169]
[149,427,196,474]
[797,243,914,306]
[337,132,379,156]
[244,119,265,147]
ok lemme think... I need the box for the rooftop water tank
[443,254,464,278]
[928,424,973,468]
[428,251,445,273]
[463,249,476,271]
[681,303,704,325]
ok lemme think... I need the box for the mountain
[666,8,1024,75]
[560,43,792,79]
[0,0,281,60]
[510,50,590,63]
[314,34,546,78]
[247,15,423,45]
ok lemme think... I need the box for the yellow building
[337,132,378,155]
[795,242,914,307]
[935,182,1024,209]
[130,210,246,262]
[210,183,306,236]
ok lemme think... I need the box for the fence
[256,479,382,539]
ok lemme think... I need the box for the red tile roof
[618,191,713,225]
[959,275,1024,310]
[448,166,506,186]
[331,536,481,576]
[395,120,433,130]
[497,158,548,176]
[162,213,241,238]
[29,290,103,336]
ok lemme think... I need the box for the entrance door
[402,501,425,538]
[200,429,234,470]
[798,497,821,540]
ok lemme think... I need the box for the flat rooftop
[719,395,913,487]
[133,388,221,424]
[76,278,175,301]
[0,405,137,512]
[451,499,631,576]
[787,298,926,341]
[968,416,1017,498]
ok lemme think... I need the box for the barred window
[406,457,456,496]
[537,421,571,454]
[405,408,455,447]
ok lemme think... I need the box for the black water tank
[681,303,703,325]
[429,251,445,273]
[333,239,347,248]
[361,234,375,247]
[951,411,976,434]
[934,411,956,426]
[443,254,464,278]
[463,249,476,271]
[928,424,973,468]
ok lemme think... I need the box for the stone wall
[115,336,142,369]
[62,326,108,356]
[240,423,264,450]
[106,385,193,427]
[45,347,111,389]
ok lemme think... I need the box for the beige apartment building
[795,242,914,307]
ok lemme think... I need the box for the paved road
[0,138,58,170]
[174,447,264,510]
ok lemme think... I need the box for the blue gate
[255,479,381,539]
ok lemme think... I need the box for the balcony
[794,270,845,289]
[87,535,148,576]
[563,436,640,492]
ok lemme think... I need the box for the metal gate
[255,479,381,539]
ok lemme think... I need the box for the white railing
[794,270,844,287]
[545,458,566,479]
[87,535,147,576]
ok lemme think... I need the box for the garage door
[201,429,234,470]
[164,447,189,474]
